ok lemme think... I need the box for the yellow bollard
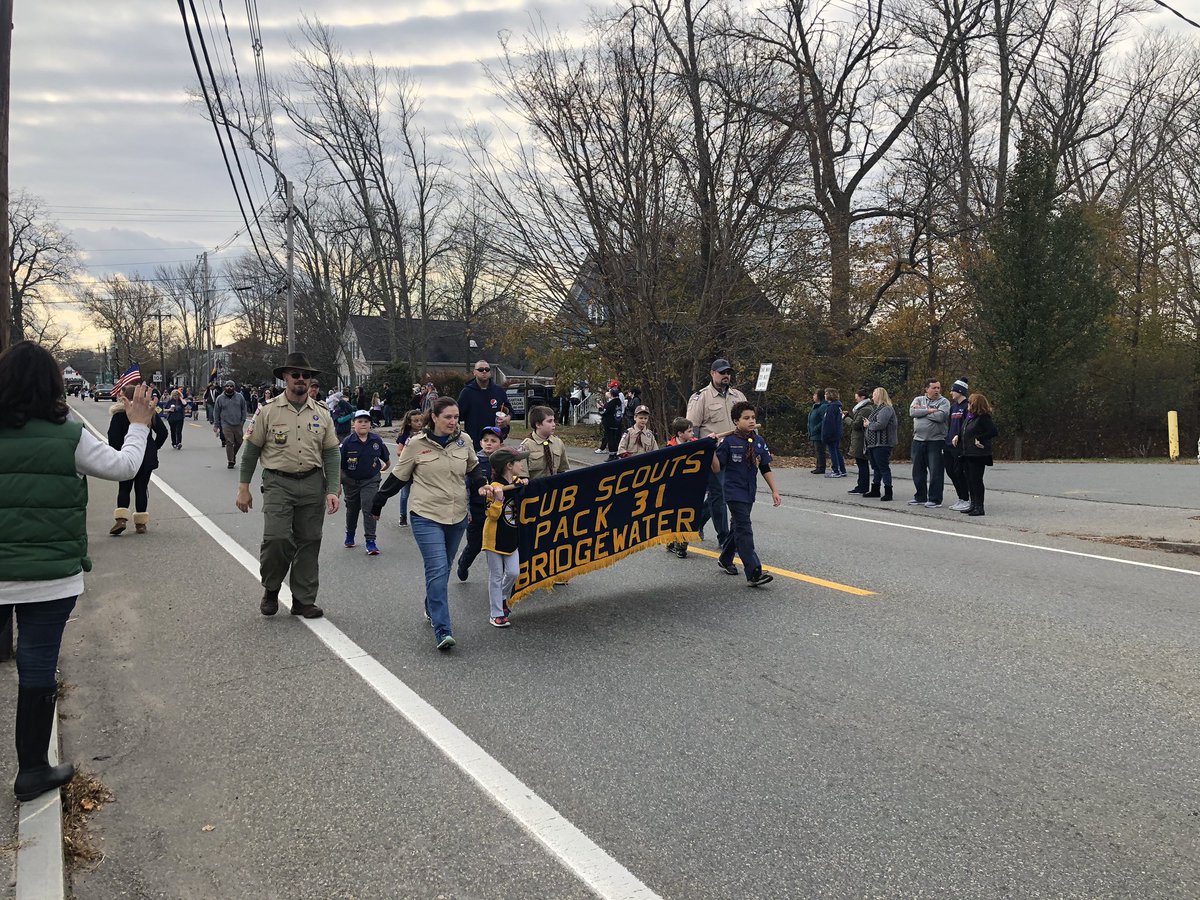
[1167,410,1179,461]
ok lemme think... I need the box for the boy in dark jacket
[456,426,503,581]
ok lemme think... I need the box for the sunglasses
[475,367,491,373]
[286,371,314,380]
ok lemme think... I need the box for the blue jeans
[383,403,394,427]
[825,441,845,475]
[399,484,411,521]
[410,513,467,642]
[696,469,729,544]
[911,440,944,503]
[868,446,893,487]
[719,501,760,580]
[0,597,77,688]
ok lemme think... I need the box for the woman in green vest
[0,341,157,803]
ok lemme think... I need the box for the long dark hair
[0,340,69,429]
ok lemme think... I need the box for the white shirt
[0,423,149,604]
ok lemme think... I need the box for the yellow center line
[688,546,876,596]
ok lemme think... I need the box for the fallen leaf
[201,825,215,832]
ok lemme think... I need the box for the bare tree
[75,276,168,370]
[8,191,80,345]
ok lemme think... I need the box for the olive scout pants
[259,469,326,605]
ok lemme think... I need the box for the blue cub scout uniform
[468,450,493,508]
[340,432,390,480]
[716,432,773,504]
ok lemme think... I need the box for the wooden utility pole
[284,178,294,352]
[0,0,13,354]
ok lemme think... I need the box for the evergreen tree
[970,134,1116,459]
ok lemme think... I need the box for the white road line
[819,509,1200,576]
[75,410,658,900]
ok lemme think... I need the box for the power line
[176,0,274,274]
[216,0,274,199]
[1149,0,1200,30]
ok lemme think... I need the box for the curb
[15,698,67,900]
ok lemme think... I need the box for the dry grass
[62,770,114,865]
[1055,533,1200,556]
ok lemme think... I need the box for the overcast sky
[11,0,583,346]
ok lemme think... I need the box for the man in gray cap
[686,358,747,546]
[213,379,248,469]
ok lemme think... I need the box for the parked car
[93,384,116,401]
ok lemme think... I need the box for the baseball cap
[634,405,650,415]
[481,425,504,438]
[711,358,733,373]
[488,446,530,473]
[353,409,371,420]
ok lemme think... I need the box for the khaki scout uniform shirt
[395,429,478,525]
[520,434,571,479]
[246,393,338,474]
[686,383,748,438]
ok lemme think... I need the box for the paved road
[52,400,1200,898]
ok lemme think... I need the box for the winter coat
[864,404,898,449]
[807,401,828,441]
[601,396,623,428]
[109,404,168,474]
[958,413,998,464]
[455,379,512,446]
[164,397,187,423]
[820,400,844,443]
[847,399,876,458]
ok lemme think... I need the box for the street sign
[755,363,773,392]
[152,372,162,383]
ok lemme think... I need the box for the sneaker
[365,539,379,555]
[907,499,926,505]
[924,501,942,509]
[666,542,679,554]
[832,472,846,478]
[847,487,864,494]
[436,634,456,651]
[502,603,511,617]
[748,572,774,587]
[398,515,408,527]
[594,448,607,454]
[824,472,837,478]
[423,610,432,627]
[951,500,971,511]
[456,560,468,582]
[675,545,688,559]
[490,616,511,628]
[718,560,739,576]
[344,532,356,548]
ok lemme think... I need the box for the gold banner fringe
[510,530,702,604]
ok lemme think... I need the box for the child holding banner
[522,406,571,478]
[617,406,658,458]
[666,416,696,559]
[713,401,781,587]
[456,426,504,582]
[481,447,529,627]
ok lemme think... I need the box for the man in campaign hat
[686,358,747,547]
[235,351,341,618]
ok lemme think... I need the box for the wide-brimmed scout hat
[273,351,321,380]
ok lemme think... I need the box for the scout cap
[711,358,733,373]
[353,409,371,420]
[634,405,650,415]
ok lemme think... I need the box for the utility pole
[0,0,13,354]
[198,251,210,386]
[153,310,167,391]
[284,178,295,352]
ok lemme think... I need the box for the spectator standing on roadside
[808,390,828,474]
[381,382,394,427]
[944,379,971,512]
[846,388,875,494]
[330,391,355,440]
[457,360,512,449]
[954,393,998,516]
[340,411,389,555]
[0,342,157,803]
[236,352,340,619]
[213,380,248,470]
[909,379,951,508]
[863,387,897,501]
[307,380,323,403]
[687,358,747,547]
[821,388,846,478]
[600,389,623,460]
[204,381,219,425]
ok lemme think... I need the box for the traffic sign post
[755,363,772,429]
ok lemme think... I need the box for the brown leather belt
[266,468,321,480]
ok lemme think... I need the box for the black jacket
[456,380,512,446]
[958,413,998,462]
[108,409,168,474]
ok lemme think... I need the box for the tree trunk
[1012,431,1023,461]
[826,208,852,332]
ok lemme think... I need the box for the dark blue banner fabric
[512,441,714,603]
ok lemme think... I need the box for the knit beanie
[951,378,969,396]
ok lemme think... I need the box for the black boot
[863,484,881,498]
[880,485,893,501]
[14,686,75,803]
[968,505,985,516]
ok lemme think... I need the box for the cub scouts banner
[512,440,714,603]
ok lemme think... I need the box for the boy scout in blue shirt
[712,401,782,587]
[340,411,390,555]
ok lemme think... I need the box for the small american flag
[113,362,141,393]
